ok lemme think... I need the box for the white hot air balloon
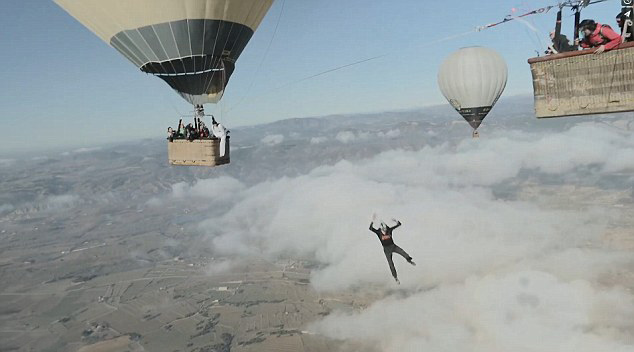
[438,47,508,134]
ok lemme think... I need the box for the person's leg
[383,246,398,282]
[393,245,416,266]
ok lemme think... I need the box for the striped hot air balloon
[55,0,274,105]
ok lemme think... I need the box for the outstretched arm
[369,213,378,232]
[389,218,402,230]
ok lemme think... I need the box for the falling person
[369,213,416,284]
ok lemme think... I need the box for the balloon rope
[225,1,575,113]
[225,0,286,115]
[225,30,475,113]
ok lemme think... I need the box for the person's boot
[408,258,416,266]
[395,277,400,285]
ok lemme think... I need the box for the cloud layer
[175,122,634,351]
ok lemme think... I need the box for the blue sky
[0,0,620,154]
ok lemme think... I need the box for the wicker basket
[528,42,634,118]
[167,138,230,167]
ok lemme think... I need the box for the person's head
[212,116,218,126]
[168,127,173,132]
[380,222,388,233]
[579,19,597,36]
[617,12,626,27]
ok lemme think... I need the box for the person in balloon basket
[211,117,229,157]
[186,123,198,141]
[575,19,621,54]
[176,119,186,139]
[199,121,210,138]
[616,12,634,43]
[167,127,175,142]
[545,30,576,55]
[369,213,416,284]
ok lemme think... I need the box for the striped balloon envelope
[55,0,274,105]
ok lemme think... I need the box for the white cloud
[172,177,245,203]
[261,134,284,146]
[335,131,370,144]
[60,147,102,156]
[205,259,236,276]
[311,136,329,144]
[377,129,401,139]
[336,131,355,143]
[311,271,634,352]
[72,147,102,154]
[193,122,634,351]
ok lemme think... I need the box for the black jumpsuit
[369,221,413,279]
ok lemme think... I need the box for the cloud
[377,129,401,139]
[311,271,634,352]
[171,177,246,203]
[192,121,634,350]
[311,136,329,144]
[72,147,102,154]
[205,259,236,276]
[335,131,356,143]
[335,131,371,144]
[261,134,284,146]
[61,147,102,156]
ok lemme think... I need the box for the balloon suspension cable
[220,60,227,124]
[514,14,549,53]
[510,4,547,53]
[475,0,609,32]
[225,30,474,113]
[227,0,609,114]
[226,0,286,113]
[476,5,556,32]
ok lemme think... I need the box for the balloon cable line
[225,0,603,113]
[225,29,475,113]
[224,0,286,115]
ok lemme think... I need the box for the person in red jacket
[575,19,621,54]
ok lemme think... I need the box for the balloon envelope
[437,47,508,130]
[55,0,274,105]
